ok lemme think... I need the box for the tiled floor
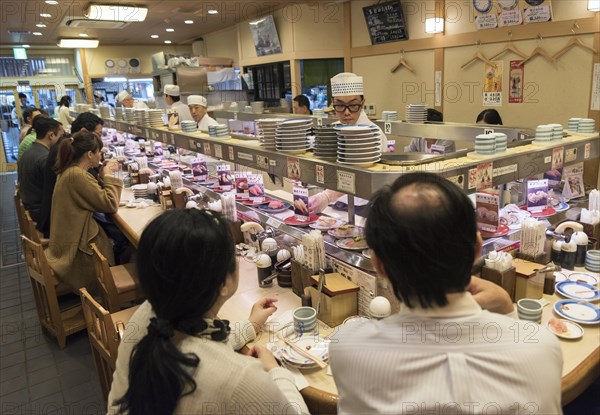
[0,172,598,414]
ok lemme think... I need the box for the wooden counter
[113,197,599,408]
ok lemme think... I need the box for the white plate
[553,300,600,324]
[328,226,363,239]
[280,332,329,367]
[336,237,368,251]
[567,273,599,285]
[555,281,600,301]
[333,124,378,132]
[546,319,584,339]
[309,218,345,231]
[337,160,379,167]
[554,272,568,283]
[362,249,371,258]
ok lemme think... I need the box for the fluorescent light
[151,35,159,38]
[45,1,59,4]
[33,32,43,36]
[85,4,148,22]
[36,23,47,28]
[250,19,265,25]
[79,33,88,37]
[589,0,600,11]
[164,40,172,44]
[40,13,51,17]
[22,44,30,48]
[104,77,127,82]
[57,38,99,48]
[166,28,174,32]
[184,20,194,24]
[425,17,444,34]
[208,9,218,14]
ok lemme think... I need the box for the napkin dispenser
[307,273,359,327]
[512,259,544,301]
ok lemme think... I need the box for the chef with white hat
[116,90,149,109]
[188,95,218,131]
[163,84,194,122]
[93,90,106,107]
[308,72,388,214]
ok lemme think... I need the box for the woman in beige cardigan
[46,131,122,294]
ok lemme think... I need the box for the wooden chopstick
[277,334,328,369]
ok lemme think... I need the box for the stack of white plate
[381,111,398,121]
[475,134,496,155]
[494,133,507,152]
[275,119,312,154]
[99,106,111,118]
[256,118,281,149]
[405,104,426,123]
[124,108,136,124]
[147,109,165,127]
[578,118,595,134]
[534,125,553,143]
[181,120,197,133]
[131,184,148,198]
[208,124,229,137]
[313,108,325,117]
[335,124,382,167]
[567,118,580,132]
[134,109,147,126]
[114,107,125,121]
[313,125,338,160]
[547,123,563,140]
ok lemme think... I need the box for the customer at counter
[309,72,388,214]
[476,109,503,125]
[46,131,122,295]
[55,95,74,127]
[292,95,312,115]
[404,108,456,154]
[108,209,309,414]
[19,107,41,142]
[163,84,194,122]
[116,90,149,110]
[329,172,562,414]
[18,109,49,158]
[188,94,219,131]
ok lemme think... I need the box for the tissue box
[481,266,516,302]
[307,273,359,327]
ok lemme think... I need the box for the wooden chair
[80,288,139,402]
[91,243,141,313]
[301,388,339,415]
[21,235,87,349]
[14,189,28,236]
[24,210,49,247]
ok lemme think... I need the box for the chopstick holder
[277,334,328,369]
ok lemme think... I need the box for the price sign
[384,122,392,134]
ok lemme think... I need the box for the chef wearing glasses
[309,72,388,214]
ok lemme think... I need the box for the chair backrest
[24,210,42,244]
[80,287,120,402]
[91,243,120,312]
[14,189,28,237]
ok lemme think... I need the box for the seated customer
[18,109,49,158]
[404,109,456,154]
[19,107,40,142]
[17,117,63,222]
[476,109,503,125]
[108,209,309,414]
[329,172,562,414]
[46,131,122,295]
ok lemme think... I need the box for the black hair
[71,112,104,134]
[293,95,310,109]
[33,116,61,141]
[57,95,71,108]
[114,209,237,415]
[476,109,503,125]
[25,109,49,136]
[365,172,476,309]
[426,108,443,122]
[55,130,102,174]
[22,107,39,125]
[168,95,181,102]
[18,92,26,99]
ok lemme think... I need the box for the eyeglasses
[333,101,364,113]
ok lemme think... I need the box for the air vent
[8,30,32,34]
[64,18,130,29]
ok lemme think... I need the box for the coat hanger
[489,31,529,61]
[553,23,598,60]
[391,50,415,73]
[521,34,556,65]
[461,41,496,70]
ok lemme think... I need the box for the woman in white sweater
[55,95,74,127]
[108,209,309,415]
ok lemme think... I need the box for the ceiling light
[79,33,88,37]
[58,38,99,48]
[184,20,194,24]
[40,13,52,17]
[45,0,59,4]
[23,44,30,48]
[164,40,172,44]
[104,77,127,82]
[33,32,43,36]
[425,18,444,34]
[589,0,600,11]
[166,28,174,32]
[85,4,148,22]
[36,23,47,28]
[208,9,219,14]
[151,35,159,38]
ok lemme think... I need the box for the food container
[307,273,359,327]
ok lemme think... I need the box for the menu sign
[363,1,408,45]
[476,192,499,232]
[527,179,549,212]
[293,185,310,221]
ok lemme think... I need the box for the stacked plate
[534,125,553,143]
[567,118,580,132]
[99,106,111,118]
[335,124,382,167]
[578,118,595,134]
[313,125,338,160]
[124,108,136,124]
[494,132,507,152]
[405,104,426,123]
[275,118,312,154]
[313,108,325,117]
[131,184,148,198]
[114,107,125,121]
[475,134,496,155]
[255,118,282,149]
[147,109,165,127]
[547,123,563,140]
[381,110,399,121]
[208,124,229,137]
[181,120,197,133]
[134,109,147,125]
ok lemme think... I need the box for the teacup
[293,306,317,333]
[517,299,543,324]
[585,250,600,272]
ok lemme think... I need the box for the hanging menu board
[363,1,409,45]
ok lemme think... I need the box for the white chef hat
[116,90,132,102]
[330,72,364,97]
[187,95,207,107]
[93,90,103,99]
[163,84,180,97]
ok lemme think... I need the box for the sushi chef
[116,90,149,109]
[187,95,219,131]
[163,84,194,122]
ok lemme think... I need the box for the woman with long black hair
[108,209,309,414]
[55,95,74,127]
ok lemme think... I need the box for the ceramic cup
[585,250,600,272]
[293,306,317,333]
[517,299,543,323]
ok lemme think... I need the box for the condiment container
[307,273,359,327]
[561,239,577,270]
[513,259,544,301]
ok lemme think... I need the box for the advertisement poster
[217,165,233,188]
[483,61,503,106]
[497,0,522,27]
[522,0,552,24]
[476,192,500,232]
[235,173,249,199]
[287,157,301,180]
[473,0,498,29]
[562,163,585,200]
[527,179,549,212]
[191,158,208,180]
[509,60,524,103]
[476,162,493,191]
[248,174,265,201]
[293,185,310,220]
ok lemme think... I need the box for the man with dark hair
[163,84,193,122]
[17,117,63,221]
[329,172,562,414]
[404,108,456,154]
[19,107,40,142]
[18,109,49,158]
[292,94,312,115]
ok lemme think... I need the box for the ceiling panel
[0,0,288,47]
